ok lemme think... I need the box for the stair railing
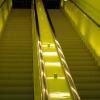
[55,39,81,100]
[32,0,49,99]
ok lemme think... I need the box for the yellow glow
[65,70,73,81]
[89,22,100,57]
[0,8,3,33]
[90,37,100,56]
[40,59,44,65]
[45,62,61,67]
[79,16,87,36]
[71,87,80,100]
[42,88,48,95]
[0,20,3,33]
[58,47,63,55]
[42,44,55,48]
[36,0,55,44]
[47,77,65,80]
[80,24,86,36]
[43,52,57,56]
[64,0,68,2]
[3,3,9,22]
[49,92,70,98]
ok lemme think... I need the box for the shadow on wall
[13,0,32,8]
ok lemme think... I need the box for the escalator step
[76,83,100,90]
[0,87,33,94]
[71,71,100,76]
[74,77,100,83]
[0,80,33,87]
[69,65,98,71]
[0,9,33,100]
[48,9,100,100]
[0,94,33,100]
[79,90,100,98]
[0,73,32,80]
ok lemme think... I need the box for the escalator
[0,9,33,100]
[48,9,100,100]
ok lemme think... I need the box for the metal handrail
[33,0,49,99]
[0,0,6,8]
[38,41,49,100]
[69,0,100,27]
[55,39,80,100]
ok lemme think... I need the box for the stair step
[67,61,96,66]
[69,65,98,71]
[71,71,100,76]
[79,90,100,98]
[0,94,33,100]
[0,62,32,67]
[76,83,100,90]
[0,9,33,100]
[0,87,33,94]
[0,73,32,80]
[64,52,92,56]
[74,77,100,83]
[0,67,32,73]
[0,80,33,87]
[0,59,32,62]
[66,57,94,61]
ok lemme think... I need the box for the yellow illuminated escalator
[48,9,100,100]
[0,9,33,100]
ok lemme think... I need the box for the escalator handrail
[69,0,100,27]
[55,39,81,100]
[0,0,6,8]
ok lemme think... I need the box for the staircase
[48,9,100,100]
[0,9,33,100]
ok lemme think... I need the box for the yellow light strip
[42,44,55,48]
[45,62,61,67]
[43,52,57,56]
[47,77,65,80]
[49,92,70,98]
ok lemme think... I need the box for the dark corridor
[13,0,32,8]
